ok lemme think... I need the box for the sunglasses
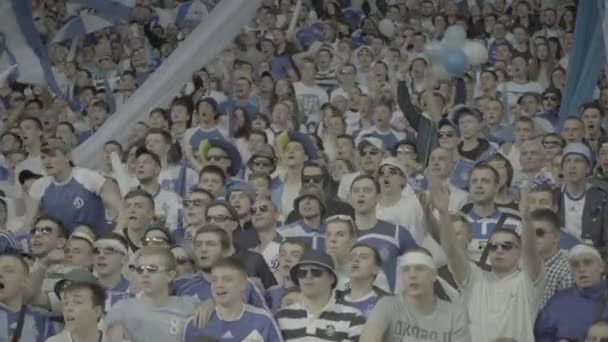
[206,155,229,162]
[132,264,165,275]
[488,241,516,252]
[93,247,123,255]
[302,175,323,184]
[143,236,169,246]
[175,256,193,265]
[206,215,233,223]
[30,226,54,235]
[296,267,325,279]
[378,167,401,177]
[184,199,206,208]
[250,204,269,215]
[438,132,455,138]
[360,150,379,157]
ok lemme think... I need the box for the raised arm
[453,77,466,106]
[397,80,425,131]
[520,192,543,281]
[285,0,302,41]
[430,181,471,286]
[423,76,443,122]
[418,192,441,243]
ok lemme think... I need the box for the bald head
[428,147,453,178]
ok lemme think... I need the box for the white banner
[73,0,263,169]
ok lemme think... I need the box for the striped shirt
[278,220,326,251]
[541,250,573,308]
[315,69,338,94]
[277,294,365,341]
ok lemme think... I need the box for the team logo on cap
[325,325,336,337]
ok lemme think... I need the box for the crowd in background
[1,0,608,341]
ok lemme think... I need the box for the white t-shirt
[461,265,545,342]
[293,81,329,125]
[154,189,183,232]
[502,81,544,106]
[45,330,108,342]
[376,193,426,244]
[563,192,585,239]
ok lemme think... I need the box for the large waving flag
[0,0,60,90]
[73,0,264,169]
[67,0,134,21]
[559,0,607,122]
[52,12,122,43]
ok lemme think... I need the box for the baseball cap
[53,269,105,300]
[562,143,592,165]
[378,157,407,176]
[357,136,385,153]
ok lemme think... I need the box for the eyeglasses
[535,229,551,238]
[143,236,169,246]
[360,150,379,157]
[250,204,269,215]
[175,256,193,265]
[378,167,401,177]
[206,155,229,162]
[302,175,323,184]
[184,199,206,208]
[132,264,166,274]
[488,241,517,252]
[93,247,123,255]
[438,132,455,139]
[206,215,233,223]
[296,267,325,279]
[30,226,54,235]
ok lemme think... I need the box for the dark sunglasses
[30,226,54,235]
[438,132,455,138]
[184,199,205,208]
[93,247,123,255]
[206,155,229,162]
[302,175,323,184]
[250,205,269,215]
[206,215,233,223]
[132,264,164,274]
[143,236,169,246]
[175,256,193,265]
[488,241,516,252]
[296,267,325,279]
[378,167,401,177]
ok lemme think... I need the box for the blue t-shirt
[0,305,56,342]
[265,285,285,314]
[30,168,107,234]
[172,273,267,309]
[356,220,417,291]
[278,220,326,251]
[182,305,282,342]
[462,207,522,262]
[105,276,131,311]
[341,291,384,318]
[182,126,227,154]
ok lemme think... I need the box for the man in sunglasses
[183,257,282,342]
[285,161,354,224]
[277,250,365,341]
[350,175,417,291]
[433,182,544,342]
[535,244,606,341]
[338,136,385,202]
[170,245,195,278]
[105,246,196,342]
[529,208,573,308]
[279,185,326,251]
[251,198,282,283]
[92,233,131,311]
[360,248,471,342]
[133,148,182,232]
[201,139,243,190]
[376,157,425,244]
[172,225,267,308]
[182,188,214,245]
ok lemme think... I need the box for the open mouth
[0,282,5,290]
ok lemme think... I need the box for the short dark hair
[124,189,155,209]
[486,153,514,188]
[204,200,238,222]
[249,129,268,143]
[280,238,308,252]
[212,256,248,278]
[490,228,522,245]
[350,174,381,193]
[581,102,604,117]
[95,232,128,250]
[529,183,559,207]
[351,243,381,266]
[90,100,110,113]
[146,128,173,145]
[104,140,123,153]
[35,214,69,239]
[529,208,560,231]
[199,165,226,184]
[194,224,231,251]
[0,254,30,274]
[470,163,500,185]
[135,147,162,167]
[62,283,106,310]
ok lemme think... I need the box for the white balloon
[378,19,395,38]
[431,63,451,81]
[424,41,443,63]
[463,41,489,66]
[442,25,467,48]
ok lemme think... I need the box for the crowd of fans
[1,0,608,341]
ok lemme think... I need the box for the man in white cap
[376,156,425,243]
[360,248,471,342]
[535,244,607,341]
[337,136,385,202]
[432,180,544,342]
[559,143,608,256]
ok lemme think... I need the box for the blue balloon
[440,47,468,75]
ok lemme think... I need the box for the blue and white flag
[0,0,60,90]
[67,0,134,21]
[53,12,122,43]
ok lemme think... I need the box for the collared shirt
[542,250,573,308]
[461,207,522,262]
[277,293,365,341]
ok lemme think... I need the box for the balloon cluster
[423,25,489,80]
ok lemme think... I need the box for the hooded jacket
[534,280,608,341]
